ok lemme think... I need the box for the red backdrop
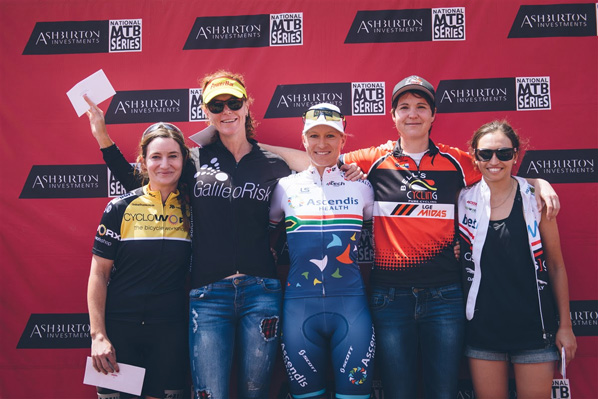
[1,0,596,398]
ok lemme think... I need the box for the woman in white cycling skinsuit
[269,103,375,399]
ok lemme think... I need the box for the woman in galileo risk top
[84,70,290,399]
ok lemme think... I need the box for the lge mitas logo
[432,8,466,41]
[516,76,550,111]
[109,19,142,52]
[270,13,303,46]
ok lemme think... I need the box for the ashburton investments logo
[264,82,386,119]
[17,313,91,349]
[508,3,597,38]
[345,7,465,43]
[184,12,302,50]
[569,300,598,336]
[19,164,128,199]
[23,19,142,55]
[517,149,597,184]
[105,89,202,124]
[436,76,551,113]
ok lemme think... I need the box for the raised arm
[83,95,141,191]
[539,211,577,365]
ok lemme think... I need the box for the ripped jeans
[188,276,282,399]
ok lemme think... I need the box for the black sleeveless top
[466,186,556,351]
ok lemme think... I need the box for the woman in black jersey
[87,121,191,399]
[457,120,576,399]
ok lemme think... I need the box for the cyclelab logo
[17,313,91,349]
[345,7,465,43]
[436,76,551,113]
[23,19,142,55]
[19,164,128,199]
[508,3,597,38]
[517,148,597,184]
[184,12,302,50]
[264,82,385,119]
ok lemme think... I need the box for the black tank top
[466,186,548,351]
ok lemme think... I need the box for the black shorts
[97,319,188,398]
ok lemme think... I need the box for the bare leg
[469,358,509,399]
[513,361,554,399]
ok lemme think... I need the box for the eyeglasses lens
[207,99,244,114]
[476,148,515,162]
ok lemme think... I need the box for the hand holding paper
[83,357,145,396]
[67,69,116,117]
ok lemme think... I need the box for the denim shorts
[465,344,559,364]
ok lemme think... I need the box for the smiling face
[142,137,184,196]
[302,124,346,176]
[474,130,518,184]
[205,94,248,139]
[392,91,435,143]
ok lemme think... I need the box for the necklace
[491,178,516,209]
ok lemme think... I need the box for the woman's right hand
[83,95,114,148]
[91,333,119,374]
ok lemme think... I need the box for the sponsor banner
[457,379,517,399]
[105,89,190,124]
[569,300,598,336]
[437,77,551,113]
[184,13,302,50]
[508,3,597,38]
[189,88,207,122]
[17,313,91,349]
[19,164,108,199]
[23,19,142,55]
[108,167,131,198]
[264,82,385,118]
[345,7,466,43]
[516,149,597,183]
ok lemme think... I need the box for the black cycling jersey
[92,185,191,323]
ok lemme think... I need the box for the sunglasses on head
[206,98,244,114]
[302,109,346,128]
[142,122,182,137]
[475,147,516,162]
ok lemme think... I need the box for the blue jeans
[369,283,465,399]
[188,276,282,399]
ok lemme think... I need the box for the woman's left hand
[555,326,577,366]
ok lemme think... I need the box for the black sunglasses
[475,148,516,162]
[142,122,182,137]
[206,98,244,114]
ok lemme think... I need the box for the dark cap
[391,75,436,106]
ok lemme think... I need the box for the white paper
[67,70,116,117]
[83,357,145,396]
